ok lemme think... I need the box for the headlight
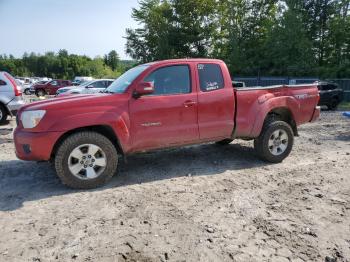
[20,110,46,128]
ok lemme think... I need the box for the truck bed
[234,84,320,138]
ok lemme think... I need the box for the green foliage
[0,50,130,79]
[104,50,120,71]
[125,0,218,62]
[125,0,350,78]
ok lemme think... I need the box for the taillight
[4,72,22,96]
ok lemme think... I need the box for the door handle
[183,100,197,107]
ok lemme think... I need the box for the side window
[198,63,224,92]
[106,81,113,87]
[91,81,106,88]
[0,79,6,86]
[144,65,191,95]
[50,80,58,86]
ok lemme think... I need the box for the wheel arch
[264,107,298,136]
[51,125,124,160]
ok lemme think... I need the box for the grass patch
[338,101,350,110]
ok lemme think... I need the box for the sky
[0,0,140,59]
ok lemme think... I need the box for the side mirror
[133,82,154,98]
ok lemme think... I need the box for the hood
[20,93,125,112]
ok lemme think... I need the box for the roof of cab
[143,58,225,66]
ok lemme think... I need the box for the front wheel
[54,131,118,189]
[254,121,294,163]
[24,88,31,95]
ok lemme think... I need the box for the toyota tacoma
[14,59,320,189]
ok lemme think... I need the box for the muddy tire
[0,104,8,125]
[215,139,233,145]
[54,131,118,189]
[254,121,294,163]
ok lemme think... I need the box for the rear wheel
[254,121,293,163]
[54,131,118,189]
[36,89,45,97]
[0,104,8,125]
[328,98,339,110]
[24,88,31,95]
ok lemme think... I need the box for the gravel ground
[0,111,349,262]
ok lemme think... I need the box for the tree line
[125,0,350,78]
[0,50,132,79]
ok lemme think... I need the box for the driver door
[129,64,199,152]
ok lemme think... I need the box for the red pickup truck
[32,79,72,96]
[14,59,320,189]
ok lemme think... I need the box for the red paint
[4,72,22,96]
[32,80,72,95]
[14,59,320,161]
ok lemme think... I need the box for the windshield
[105,65,149,93]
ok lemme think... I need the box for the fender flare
[250,96,299,137]
[49,111,132,156]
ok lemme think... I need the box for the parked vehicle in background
[25,80,49,95]
[56,79,114,96]
[15,77,34,85]
[32,79,72,96]
[14,59,320,189]
[232,81,246,88]
[315,81,344,110]
[0,72,25,124]
[73,76,93,83]
[71,81,82,86]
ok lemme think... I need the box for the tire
[215,139,233,145]
[327,98,339,110]
[254,120,294,163]
[54,131,118,189]
[24,88,31,95]
[0,104,8,125]
[36,89,45,97]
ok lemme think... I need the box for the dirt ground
[0,111,349,262]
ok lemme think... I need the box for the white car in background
[56,79,114,96]
[73,76,93,85]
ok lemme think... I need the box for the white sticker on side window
[206,82,219,90]
[197,64,205,70]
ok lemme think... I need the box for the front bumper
[14,128,63,161]
[6,96,26,116]
[310,106,321,122]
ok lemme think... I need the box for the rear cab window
[144,65,191,95]
[197,63,224,92]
